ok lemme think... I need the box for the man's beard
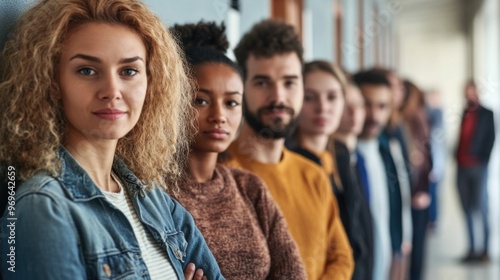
[243,101,297,139]
[360,119,381,139]
[467,100,479,109]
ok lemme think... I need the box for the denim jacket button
[102,263,112,277]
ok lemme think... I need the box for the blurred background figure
[424,89,446,230]
[354,69,394,280]
[333,78,374,280]
[289,61,374,280]
[455,80,496,263]
[400,80,433,280]
[376,69,413,280]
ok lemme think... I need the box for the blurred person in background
[288,61,373,280]
[424,89,446,230]
[333,78,374,280]
[455,80,495,263]
[353,69,394,280]
[372,69,414,280]
[400,80,433,280]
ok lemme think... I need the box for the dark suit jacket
[457,105,496,164]
[379,126,408,254]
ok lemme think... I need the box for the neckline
[184,164,225,193]
[102,172,125,197]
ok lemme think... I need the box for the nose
[269,84,287,104]
[98,74,122,101]
[208,103,226,124]
[316,97,329,113]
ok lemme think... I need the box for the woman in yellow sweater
[288,61,374,280]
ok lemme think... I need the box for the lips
[203,129,229,140]
[313,117,328,126]
[93,108,126,120]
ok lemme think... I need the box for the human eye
[254,79,268,88]
[121,68,138,76]
[77,67,96,76]
[194,98,208,106]
[284,79,296,88]
[327,92,338,101]
[226,99,240,107]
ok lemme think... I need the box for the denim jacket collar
[57,147,148,201]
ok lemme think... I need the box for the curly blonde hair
[0,0,194,189]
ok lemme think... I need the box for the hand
[412,192,431,209]
[401,242,412,255]
[184,263,208,280]
[428,171,437,182]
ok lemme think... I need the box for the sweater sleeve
[319,172,355,280]
[247,173,307,280]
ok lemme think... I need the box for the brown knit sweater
[173,164,306,280]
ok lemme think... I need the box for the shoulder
[219,165,268,196]
[222,164,261,182]
[15,173,67,201]
[288,146,322,166]
[479,105,494,117]
[284,150,331,192]
[285,149,327,176]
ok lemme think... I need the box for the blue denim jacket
[0,148,224,279]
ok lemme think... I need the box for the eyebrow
[69,54,144,64]
[251,74,300,81]
[198,88,242,96]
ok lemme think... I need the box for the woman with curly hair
[169,21,306,279]
[0,0,223,279]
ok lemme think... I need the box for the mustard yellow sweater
[226,143,354,280]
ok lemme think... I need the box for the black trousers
[410,208,429,280]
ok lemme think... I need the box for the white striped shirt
[103,174,178,280]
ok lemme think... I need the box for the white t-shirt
[102,173,178,280]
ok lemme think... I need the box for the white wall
[396,0,467,142]
[305,0,334,61]
[472,0,500,259]
[145,0,231,26]
[0,0,36,50]
[341,0,360,72]
[239,0,269,34]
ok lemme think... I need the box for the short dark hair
[234,19,303,79]
[352,68,391,88]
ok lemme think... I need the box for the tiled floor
[423,160,500,280]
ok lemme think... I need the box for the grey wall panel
[0,0,35,50]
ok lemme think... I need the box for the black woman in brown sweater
[168,21,306,280]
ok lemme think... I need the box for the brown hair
[0,0,194,189]
[234,19,303,79]
[303,60,347,96]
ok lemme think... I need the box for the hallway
[424,159,500,280]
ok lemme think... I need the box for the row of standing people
[0,0,348,279]
[1,0,495,279]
